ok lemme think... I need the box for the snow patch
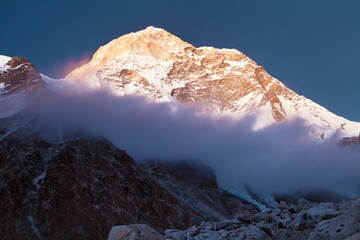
[32,172,46,190]
[0,55,11,73]
[278,95,360,137]
[0,55,11,67]
[225,59,248,69]
[0,83,6,93]
[27,215,43,240]
[223,187,270,212]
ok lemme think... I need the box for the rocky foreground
[109,196,360,240]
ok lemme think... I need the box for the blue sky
[1,0,360,120]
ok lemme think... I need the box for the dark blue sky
[1,0,360,121]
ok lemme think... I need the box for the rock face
[0,126,253,239]
[339,135,360,147]
[0,56,45,95]
[66,26,360,137]
[142,161,232,221]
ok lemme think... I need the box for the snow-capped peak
[66,27,360,138]
[0,55,11,67]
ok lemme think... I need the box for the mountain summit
[67,26,360,137]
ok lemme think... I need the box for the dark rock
[236,214,263,224]
[0,135,209,239]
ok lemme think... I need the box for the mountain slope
[67,26,360,138]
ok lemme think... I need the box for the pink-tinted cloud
[47,53,92,78]
[23,85,360,196]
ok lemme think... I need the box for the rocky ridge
[0,55,45,95]
[0,55,47,120]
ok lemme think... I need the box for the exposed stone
[307,206,360,240]
[279,200,289,209]
[307,202,339,222]
[288,212,314,231]
[108,224,164,240]
[297,198,316,210]
[236,213,263,224]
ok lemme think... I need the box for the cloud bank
[25,84,360,195]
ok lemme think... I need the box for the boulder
[108,224,164,240]
[307,206,360,240]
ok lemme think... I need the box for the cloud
[28,85,360,195]
[46,53,92,78]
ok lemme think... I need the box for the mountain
[0,55,45,95]
[67,26,360,138]
[1,30,360,239]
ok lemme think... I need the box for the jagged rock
[0,56,45,94]
[307,202,339,222]
[288,212,314,231]
[307,206,360,240]
[340,136,360,147]
[108,224,164,240]
[297,198,315,210]
[273,216,291,229]
[279,200,289,210]
[0,56,46,119]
